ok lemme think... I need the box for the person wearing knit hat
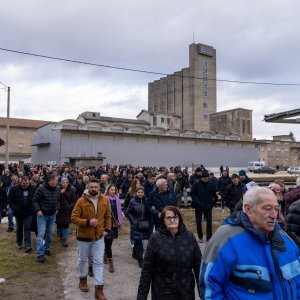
[190,169,216,243]
[238,169,252,185]
[189,167,202,187]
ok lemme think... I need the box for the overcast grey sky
[0,0,299,140]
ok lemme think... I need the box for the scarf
[107,195,123,227]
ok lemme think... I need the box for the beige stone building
[0,117,50,162]
[147,43,217,132]
[257,134,300,167]
[209,108,253,141]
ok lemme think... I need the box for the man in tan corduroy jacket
[72,178,111,300]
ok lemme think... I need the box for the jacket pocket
[281,260,300,299]
[230,265,272,292]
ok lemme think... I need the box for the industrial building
[147,43,217,132]
[31,111,260,168]
[0,117,49,162]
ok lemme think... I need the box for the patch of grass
[181,207,230,236]
[0,223,65,299]
[0,225,64,279]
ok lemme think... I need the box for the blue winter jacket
[199,211,300,300]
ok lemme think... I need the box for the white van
[248,161,265,172]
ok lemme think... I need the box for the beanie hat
[201,169,210,178]
[239,170,246,176]
[195,167,202,173]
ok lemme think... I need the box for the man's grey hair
[243,187,275,210]
[61,177,69,184]
[156,178,167,187]
[296,176,300,186]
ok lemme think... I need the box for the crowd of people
[0,162,300,299]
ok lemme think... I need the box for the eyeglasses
[164,216,178,222]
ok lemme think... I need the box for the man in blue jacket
[148,178,177,225]
[190,170,216,243]
[200,187,300,300]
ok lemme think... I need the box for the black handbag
[138,220,150,231]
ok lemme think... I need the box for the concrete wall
[32,127,259,167]
[31,124,61,164]
[0,126,37,161]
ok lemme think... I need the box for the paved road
[59,236,205,300]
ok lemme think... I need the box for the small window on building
[161,117,164,123]
[17,143,24,148]
[153,116,157,126]
[18,130,25,135]
[242,120,246,134]
[247,120,251,134]
[203,102,208,109]
[203,115,208,120]
[203,84,208,97]
[167,118,170,124]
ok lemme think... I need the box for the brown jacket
[71,193,111,241]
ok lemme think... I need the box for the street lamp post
[5,86,10,168]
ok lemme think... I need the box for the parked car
[287,167,300,174]
[253,166,276,174]
[275,164,289,171]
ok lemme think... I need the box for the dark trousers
[133,240,143,261]
[15,214,33,248]
[104,238,113,258]
[195,209,212,241]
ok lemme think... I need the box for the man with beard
[71,179,111,300]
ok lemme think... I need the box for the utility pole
[5,86,10,168]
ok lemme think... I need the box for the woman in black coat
[137,206,202,300]
[56,178,76,247]
[126,186,151,268]
[285,199,300,248]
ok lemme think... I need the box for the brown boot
[103,252,108,264]
[108,257,114,273]
[79,277,89,292]
[95,285,106,300]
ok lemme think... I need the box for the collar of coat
[225,211,286,252]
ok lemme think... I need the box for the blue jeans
[7,206,14,229]
[77,238,104,285]
[36,214,56,257]
[57,226,68,240]
[15,214,33,248]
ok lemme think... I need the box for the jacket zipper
[235,268,262,279]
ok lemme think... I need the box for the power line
[0,80,8,87]
[1,46,300,87]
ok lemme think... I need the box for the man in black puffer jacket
[223,174,244,214]
[33,173,60,263]
[8,176,36,252]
